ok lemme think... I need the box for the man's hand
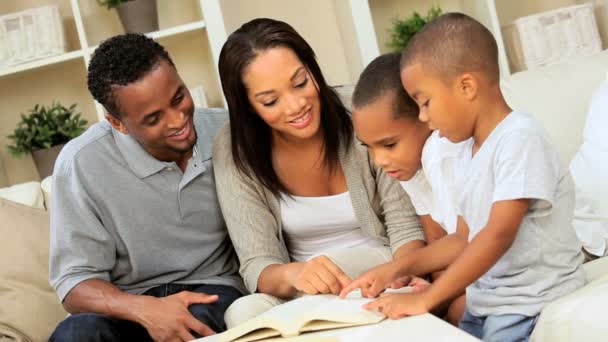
[288,255,351,295]
[136,291,218,342]
[339,261,402,298]
[364,291,431,319]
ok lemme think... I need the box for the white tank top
[280,191,384,262]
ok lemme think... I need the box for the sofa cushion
[40,177,52,211]
[500,50,608,162]
[0,182,44,210]
[0,197,66,341]
[531,263,608,342]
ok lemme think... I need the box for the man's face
[107,60,196,161]
[401,63,475,143]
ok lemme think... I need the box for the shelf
[0,50,85,78]
[148,20,206,40]
[86,20,207,55]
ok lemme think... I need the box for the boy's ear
[457,73,478,101]
[106,113,129,134]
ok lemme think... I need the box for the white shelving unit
[2,0,604,185]
[346,0,606,76]
[0,0,226,184]
[0,0,224,121]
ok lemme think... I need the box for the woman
[213,18,424,327]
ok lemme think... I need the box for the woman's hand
[288,255,352,295]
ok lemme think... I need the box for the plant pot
[31,144,65,179]
[116,0,159,34]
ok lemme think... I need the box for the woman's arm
[213,126,290,294]
[213,126,351,298]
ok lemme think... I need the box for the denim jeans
[459,307,538,342]
[49,283,242,342]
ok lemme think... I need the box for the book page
[219,287,413,342]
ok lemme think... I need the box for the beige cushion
[0,197,66,341]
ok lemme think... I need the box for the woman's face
[242,47,322,142]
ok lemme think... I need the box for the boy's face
[401,63,475,143]
[106,60,196,162]
[353,93,431,181]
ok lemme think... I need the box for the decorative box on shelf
[502,2,602,72]
[0,5,67,68]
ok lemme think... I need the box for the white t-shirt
[400,131,467,234]
[280,192,384,262]
[455,111,585,317]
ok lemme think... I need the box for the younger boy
[351,52,467,325]
[343,13,585,341]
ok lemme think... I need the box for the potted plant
[7,102,88,178]
[97,0,159,34]
[388,6,442,51]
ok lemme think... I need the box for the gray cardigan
[213,124,424,293]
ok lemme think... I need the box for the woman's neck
[272,127,325,155]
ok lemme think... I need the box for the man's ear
[105,113,129,134]
[458,73,478,101]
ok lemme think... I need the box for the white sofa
[501,50,608,342]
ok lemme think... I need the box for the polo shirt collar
[112,109,211,179]
[192,109,213,162]
[113,129,167,179]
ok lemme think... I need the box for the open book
[218,288,411,342]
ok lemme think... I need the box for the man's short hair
[352,52,418,119]
[401,12,499,84]
[87,33,174,118]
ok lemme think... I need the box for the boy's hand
[364,292,431,319]
[407,276,431,292]
[340,261,401,298]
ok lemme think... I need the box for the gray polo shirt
[49,108,245,302]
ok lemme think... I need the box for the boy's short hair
[87,33,175,118]
[401,12,499,84]
[352,52,418,119]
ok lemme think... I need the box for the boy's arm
[366,199,530,316]
[340,219,466,298]
[419,214,448,242]
[423,199,529,308]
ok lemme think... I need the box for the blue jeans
[459,307,538,342]
[49,283,242,342]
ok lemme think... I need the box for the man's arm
[64,279,217,341]
[50,168,217,341]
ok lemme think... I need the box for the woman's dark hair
[218,18,353,197]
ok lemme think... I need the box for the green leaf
[6,102,88,156]
[96,0,132,10]
[388,5,443,51]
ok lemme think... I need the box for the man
[49,33,244,342]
